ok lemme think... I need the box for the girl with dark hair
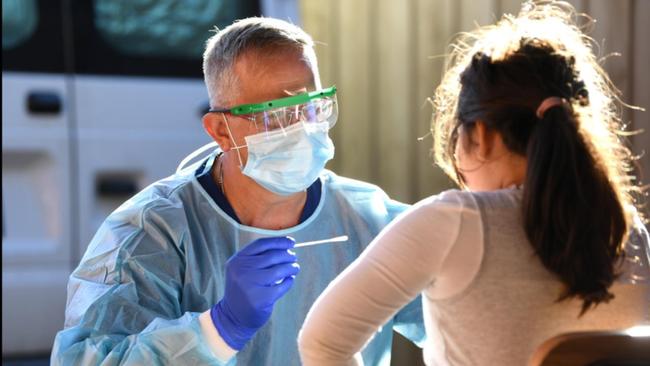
[299,1,649,364]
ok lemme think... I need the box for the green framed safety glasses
[209,86,338,132]
[211,86,336,115]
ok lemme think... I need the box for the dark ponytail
[454,41,627,315]
[524,103,625,315]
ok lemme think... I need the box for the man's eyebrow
[282,87,308,97]
[282,83,316,97]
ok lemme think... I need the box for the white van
[2,0,299,356]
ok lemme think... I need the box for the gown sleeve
[50,199,235,366]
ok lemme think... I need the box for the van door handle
[27,91,62,114]
[97,177,137,197]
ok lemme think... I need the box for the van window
[2,0,65,73]
[2,0,38,50]
[94,0,235,60]
[72,0,260,78]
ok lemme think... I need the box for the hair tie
[536,97,567,119]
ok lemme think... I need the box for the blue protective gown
[51,150,425,365]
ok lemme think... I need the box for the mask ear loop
[176,140,218,173]
[222,113,246,168]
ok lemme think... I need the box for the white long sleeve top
[298,188,650,365]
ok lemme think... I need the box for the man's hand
[210,237,300,350]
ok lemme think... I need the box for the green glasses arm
[226,86,336,115]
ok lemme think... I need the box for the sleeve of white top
[298,190,482,365]
[198,310,238,363]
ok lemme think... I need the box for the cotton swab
[294,235,349,248]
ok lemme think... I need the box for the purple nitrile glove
[210,236,299,350]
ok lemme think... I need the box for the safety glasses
[209,86,338,133]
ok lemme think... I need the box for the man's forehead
[233,49,318,103]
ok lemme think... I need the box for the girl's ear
[473,120,496,161]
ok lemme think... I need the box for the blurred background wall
[301,0,650,206]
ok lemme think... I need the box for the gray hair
[203,17,316,107]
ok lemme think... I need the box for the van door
[2,0,74,354]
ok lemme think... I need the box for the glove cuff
[210,301,257,351]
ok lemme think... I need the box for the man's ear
[203,113,233,152]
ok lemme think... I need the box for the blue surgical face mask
[237,121,334,195]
